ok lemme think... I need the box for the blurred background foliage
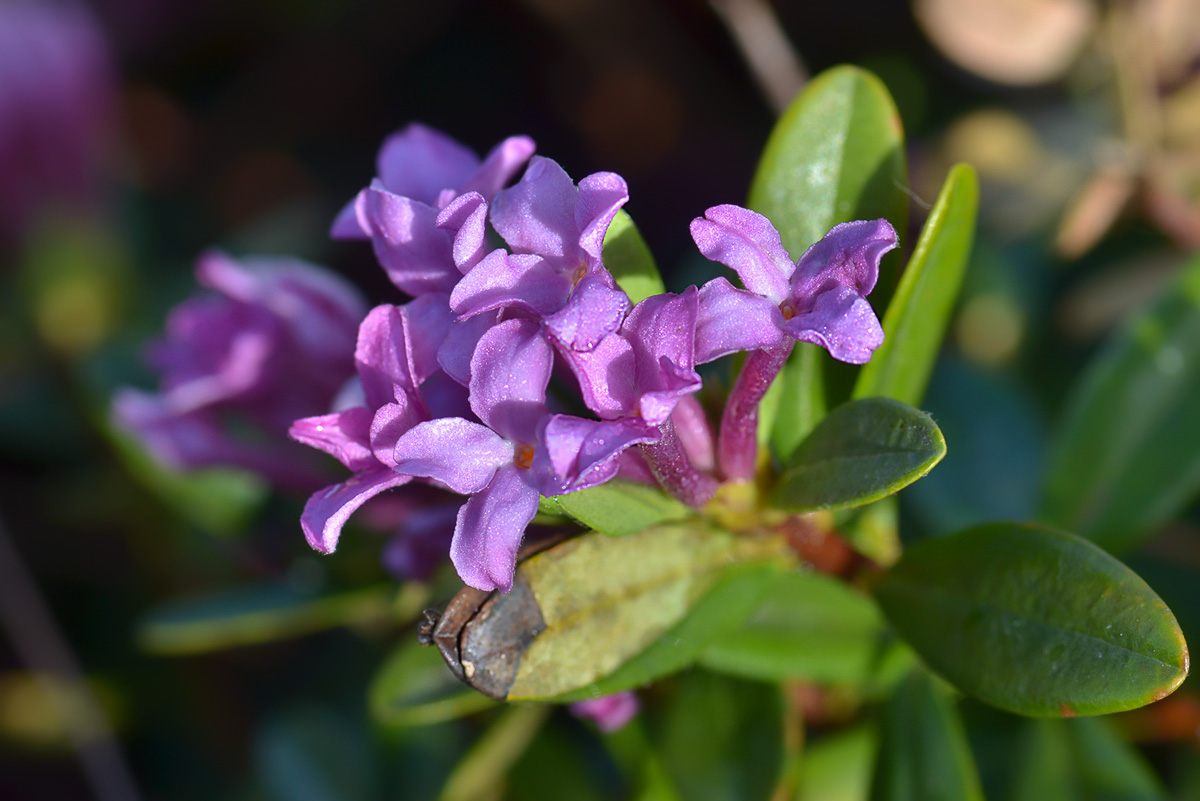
[7,0,1200,798]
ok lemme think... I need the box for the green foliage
[649,671,786,801]
[370,638,497,727]
[770,397,946,512]
[539,480,693,537]
[854,164,979,406]
[698,570,912,687]
[871,670,985,801]
[874,523,1188,716]
[1042,254,1200,553]
[603,210,666,303]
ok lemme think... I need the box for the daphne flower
[450,157,630,352]
[690,205,896,365]
[290,297,460,552]
[392,318,657,592]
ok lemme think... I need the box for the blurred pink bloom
[569,692,640,733]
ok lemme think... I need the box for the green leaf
[854,164,978,406]
[439,704,550,801]
[540,480,693,537]
[748,65,907,285]
[1007,717,1167,801]
[770,398,946,512]
[874,522,1189,716]
[603,210,665,304]
[795,724,879,801]
[651,670,785,801]
[137,583,394,655]
[369,638,497,727]
[1041,254,1200,552]
[525,555,788,702]
[870,670,985,801]
[698,570,912,687]
[749,65,907,460]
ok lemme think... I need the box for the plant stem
[718,342,794,481]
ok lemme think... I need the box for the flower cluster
[118,122,896,596]
[291,124,896,593]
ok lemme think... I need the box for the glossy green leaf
[369,638,497,727]
[137,582,394,655]
[795,724,879,801]
[698,570,912,687]
[874,522,1189,716]
[603,210,665,304]
[748,65,907,281]
[871,670,985,801]
[539,480,693,537]
[439,704,550,801]
[652,670,785,801]
[854,164,978,406]
[1041,254,1200,552]
[1007,717,1167,801]
[770,398,945,512]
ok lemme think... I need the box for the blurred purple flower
[570,692,639,733]
[113,252,365,490]
[393,318,657,592]
[0,0,116,243]
[690,206,896,364]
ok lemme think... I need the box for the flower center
[569,261,587,287]
[513,443,535,470]
[780,300,797,320]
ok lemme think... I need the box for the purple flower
[690,206,897,365]
[113,252,366,490]
[450,157,631,352]
[290,297,460,553]
[561,287,702,426]
[569,691,639,733]
[0,0,116,243]
[392,318,657,592]
[332,123,535,239]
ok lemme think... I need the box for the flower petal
[437,311,499,387]
[575,171,629,261]
[450,465,540,592]
[355,304,418,410]
[536,415,659,494]
[435,191,489,273]
[543,272,629,352]
[450,249,571,320]
[694,277,787,364]
[369,400,424,468]
[461,135,536,200]
[556,331,636,420]
[376,123,480,204]
[358,183,459,296]
[790,218,897,309]
[301,468,411,553]
[785,285,884,364]
[690,205,794,303]
[289,408,375,471]
[469,318,552,441]
[393,418,512,494]
[490,156,579,264]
